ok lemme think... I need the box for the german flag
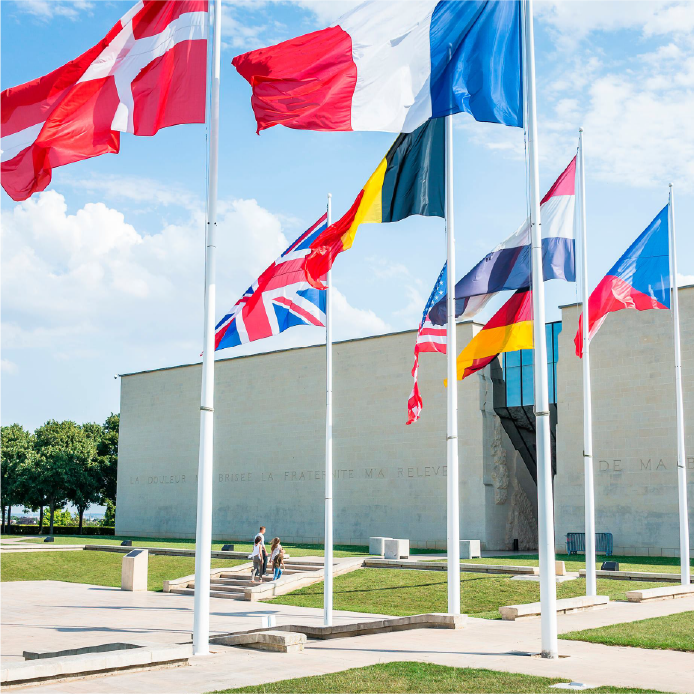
[456,288,533,381]
[304,117,444,288]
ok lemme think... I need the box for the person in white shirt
[251,536,263,583]
[254,526,267,576]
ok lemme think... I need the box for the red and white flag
[407,264,447,425]
[1,1,208,201]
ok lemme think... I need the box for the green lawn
[561,611,694,652]
[211,661,673,693]
[435,554,691,575]
[13,535,380,558]
[269,568,672,619]
[0,550,244,591]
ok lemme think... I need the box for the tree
[97,414,119,505]
[1,425,34,532]
[69,423,104,532]
[34,421,95,535]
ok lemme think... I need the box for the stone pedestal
[460,540,481,559]
[369,537,391,556]
[384,539,409,560]
[555,560,566,576]
[121,549,148,591]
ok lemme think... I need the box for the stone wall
[554,286,694,556]
[116,322,533,549]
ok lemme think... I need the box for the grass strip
[561,611,694,652]
[210,661,672,693]
[1,550,244,592]
[269,568,672,618]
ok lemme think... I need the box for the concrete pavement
[2,581,693,693]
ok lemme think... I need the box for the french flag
[429,156,577,325]
[575,206,670,357]
[232,0,523,134]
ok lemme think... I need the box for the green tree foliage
[97,414,119,504]
[34,421,96,534]
[1,425,34,531]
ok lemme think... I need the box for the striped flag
[232,0,523,134]
[305,117,444,288]
[407,264,447,425]
[455,288,533,382]
[1,1,208,201]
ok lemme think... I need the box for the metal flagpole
[524,0,558,658]
[445,114,461,615]
[324,193,334,626]
[578,130,597,597]
[193,0,221,657]
[668,184,691,586]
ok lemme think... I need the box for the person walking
[254,526,268,577]
[270,537,285,581]
[251,536,263,583]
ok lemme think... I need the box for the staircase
[164,559,333,601]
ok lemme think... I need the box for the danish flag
[407,263,448,425]
[1,1,208,201]
[215,215,329,350]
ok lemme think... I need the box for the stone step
[170,586,245,600]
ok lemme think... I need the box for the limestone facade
[116,287,693,555]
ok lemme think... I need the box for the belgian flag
[304,117,445,288]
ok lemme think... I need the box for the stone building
[116,287,694,555]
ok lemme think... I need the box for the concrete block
[460,540,481,559]
[214,630,306,653]
[121,549,148,591]
[499,595,609,620]
[555,560,566,576]
[384,538,409,560]
[626,584,694,602]
[369,537,391,556]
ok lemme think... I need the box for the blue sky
[3,0,694,433]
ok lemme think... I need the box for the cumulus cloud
[10,0,93,21]
[1,359,19,375]
[1,191,391,371]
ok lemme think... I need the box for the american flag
[407,264,447,425]
[215,214,328,350]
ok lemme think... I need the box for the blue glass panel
[547,362,555,403]
[545,323,553,363]
[521,349,534,366]
[522,366,534,406]
[506,366,521,406]
[506,351,520,367]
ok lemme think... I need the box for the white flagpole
[668,184,691,586]
[578,130,597,597]
[324,194,334,625]
[445,113,461,615]
[524,0,558,658]
[192,0,221,657]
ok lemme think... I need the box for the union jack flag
[407,263,447,425]
[215,214,328,350]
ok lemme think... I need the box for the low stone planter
[1,641,191,687]
[578,568,686,583]
[626,584,694,602]
[499,595,609,620]
[214,630,306,653]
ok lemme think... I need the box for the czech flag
[232,0,523,134]
[454,288,534,382]
[575,205,670,357]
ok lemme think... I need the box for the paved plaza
[2,579,693,693]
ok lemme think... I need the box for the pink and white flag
[1,1,208,201]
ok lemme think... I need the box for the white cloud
[66,175,200,212]
[1,191,390,369]
[678,273,694,287]
[1,359,19,375]
[10,0,93,21]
